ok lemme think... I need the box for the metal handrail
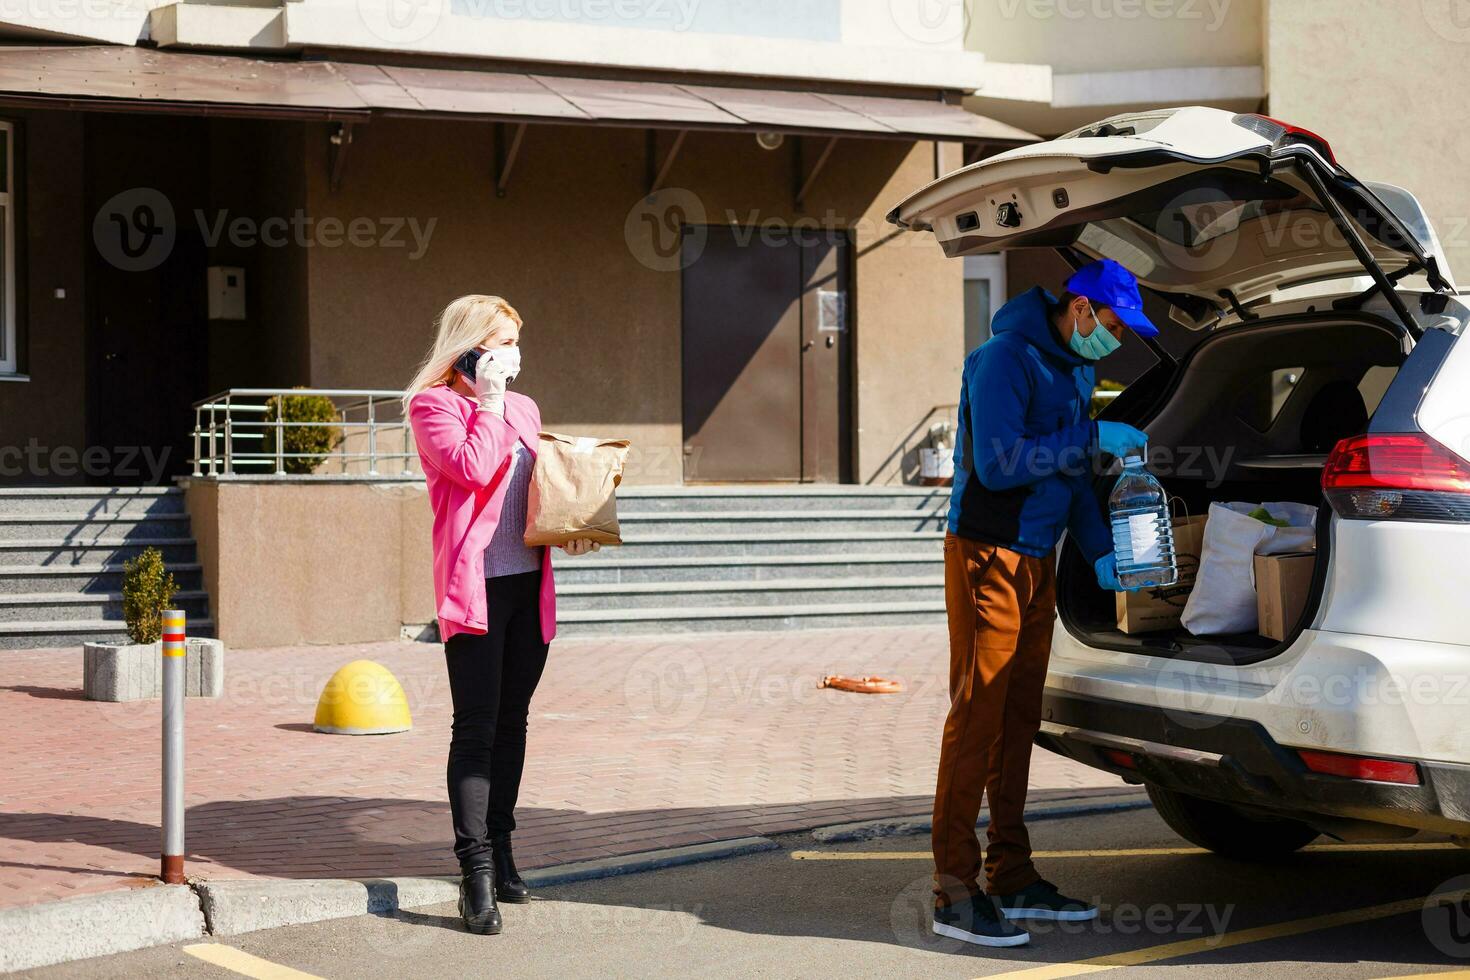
[189,388,419,479]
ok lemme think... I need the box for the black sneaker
[996,879,1098,921]
[932,894,1031,947]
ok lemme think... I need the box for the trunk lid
[888,106,1454,330]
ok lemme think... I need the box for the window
[1132,190,1320,248]
[1357,365,1397,416]
[0,122,13,375]
[963,254,1005,356]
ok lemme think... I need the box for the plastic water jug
[1109,454,1178,590]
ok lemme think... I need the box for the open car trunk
[886,106,1461,664]
[1056,312,1407,664]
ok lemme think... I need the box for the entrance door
[86,114,209,485]
[680,227,850,483]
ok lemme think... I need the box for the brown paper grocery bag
[524,431,631,547]
[1115,513,1208,633]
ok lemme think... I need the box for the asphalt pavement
[25,806,1470,979]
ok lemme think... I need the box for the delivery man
[932,258,1157,948]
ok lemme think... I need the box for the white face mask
[484,345,521,383]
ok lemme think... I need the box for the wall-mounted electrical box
[208,266,246,320]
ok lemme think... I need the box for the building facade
[959,0,1470,364]
[0,1,1046,489]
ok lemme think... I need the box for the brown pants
[932,532,1056,907]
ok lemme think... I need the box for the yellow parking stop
[312,660,412,735]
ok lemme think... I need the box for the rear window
[1364,182,1437,258]
[1131,189,1322,248]
[1357,364,1397,416]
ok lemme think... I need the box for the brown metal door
[799,230,851,483]
[86,114,209,485]
[681,227,802,482]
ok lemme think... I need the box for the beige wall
[204,118,312,391]
[967,0,1262,73]
[300,117,963,485]
[854,141,967,484]
[183,478,435,648]
[2,110,964,488]
[1265,0,1470,284]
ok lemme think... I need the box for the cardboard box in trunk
[1115,514,1207,634]
[1254,551,1317,642]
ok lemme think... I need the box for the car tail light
[1298,749,1421,785]
[1103,749,1136,770]
[1233,113,1338,166]
[1322,433,1470,521]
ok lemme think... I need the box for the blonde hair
[403,295,523,414]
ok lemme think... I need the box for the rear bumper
[1036,689,1470,836]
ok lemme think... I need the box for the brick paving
[0,626,1125,911]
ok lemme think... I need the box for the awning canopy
[0,45,1037,143]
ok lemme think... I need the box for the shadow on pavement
[487,808,1470,972]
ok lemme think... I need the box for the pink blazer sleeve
[410,393,519,490]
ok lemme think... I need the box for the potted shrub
[83,547,223,701]
[121,545,177,646]
[262,391,342,474]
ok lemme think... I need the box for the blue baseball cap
[1064,258,1159,338]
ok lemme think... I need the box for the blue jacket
[948,286,1112,562]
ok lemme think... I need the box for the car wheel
[1146,783,1319,860]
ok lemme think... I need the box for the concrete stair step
[0,563,204,596]
[554,599,946,636]
[0,590,211,623]
[0,539,199,566]
[0,617,216,649]
[616,486,949,514]
[0,512,193,541]
[618,510,945,536]
[0,486,185,516]
[552,552,940,585]
[557,576,943,611]
[572,531,943,559]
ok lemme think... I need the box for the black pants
[444,569,550,871]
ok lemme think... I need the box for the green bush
[262,391,342,474]
[121,547,178,645]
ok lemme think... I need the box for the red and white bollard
[160,609,185,884]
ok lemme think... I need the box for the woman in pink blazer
[404,295,598,936]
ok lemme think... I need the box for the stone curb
[0,884,205,974]
[1,836,780,971]
[810,792,1152,843]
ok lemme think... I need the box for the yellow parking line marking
[182,944,325,979]
[975,892,1449,980]
[791,842,1461,861]
[1373,971,1470,979]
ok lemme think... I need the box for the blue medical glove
[1097,421,1148,458]
[1095,553,1124,592]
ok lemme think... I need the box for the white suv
[890,106,1470,856]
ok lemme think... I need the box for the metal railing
[190,388,418,479]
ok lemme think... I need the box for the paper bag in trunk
[524,431,631,547]
[1115,514,1207,634]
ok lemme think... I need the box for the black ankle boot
[491,834,530,904]
[458,863,503,934]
